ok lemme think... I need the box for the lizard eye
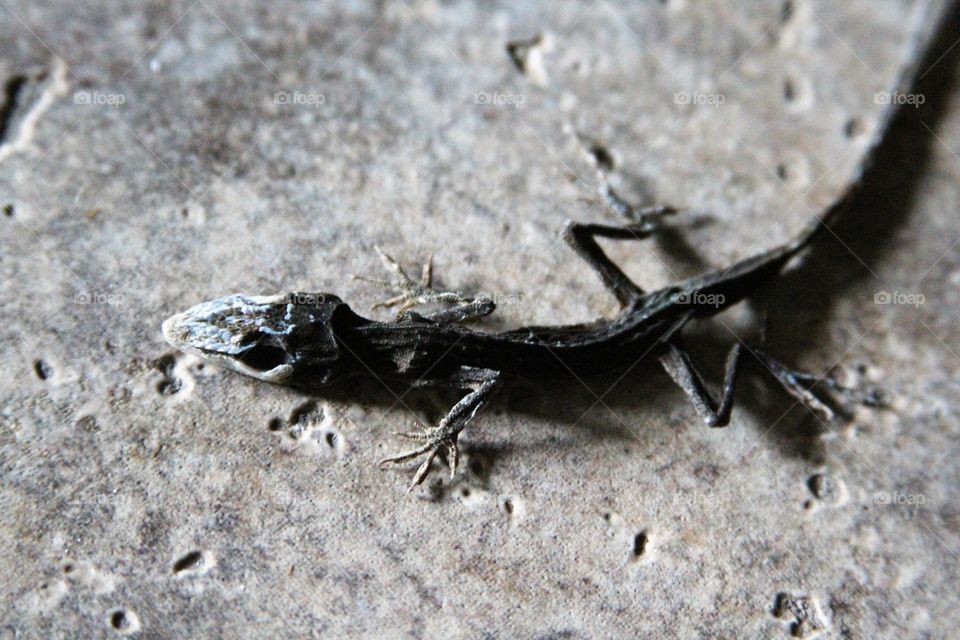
[240,341,292,372]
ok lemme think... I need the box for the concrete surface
[1,0,959,637]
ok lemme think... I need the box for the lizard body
[162,5,948,487]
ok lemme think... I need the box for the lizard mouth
[236,342,293,372]
[206,345,294,383]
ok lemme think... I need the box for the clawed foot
[354,246,475,316]
[763,361,887,425]
[379,370,500,491]
[796,370,887,412]
[630,204,679,230]
[379,421,460,491]
[568,128,682,225]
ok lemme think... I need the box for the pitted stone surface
[1,1,958,637]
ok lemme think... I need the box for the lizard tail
[787,0,952,255]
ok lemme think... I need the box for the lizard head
[161,292,347,386]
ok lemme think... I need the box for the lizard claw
[783,369,888,415]
[379,423,461,490]
[404,438,458,491]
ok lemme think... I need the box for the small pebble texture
[1,1,959,638]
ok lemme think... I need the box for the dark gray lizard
[162,8,944,488]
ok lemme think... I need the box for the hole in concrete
[34,359,52,380]
[632,531,648,557]
[109,610,129,631]
[783,78,796,102]
[289,401,321,426]
[588,143,615,171]
[173,550,203,573]
[76,415,99,432]
[781,73,813,110]
[773,592,790,616]
[154,354,182,395]
[3,204,13,217]
[506,36,539,74]
[0,74,27,142]
[807,473,836,500]
[156,379,181,395]
[844,117,864,139]
[154,353,176,373]
[268,418,284,431]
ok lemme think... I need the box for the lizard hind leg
[379,368,502,490]
[659,342,881,427]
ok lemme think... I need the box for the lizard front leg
[354,246,494,322]
[564,129,688,306]
[379,367,502,490]
[562,216,675,306]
